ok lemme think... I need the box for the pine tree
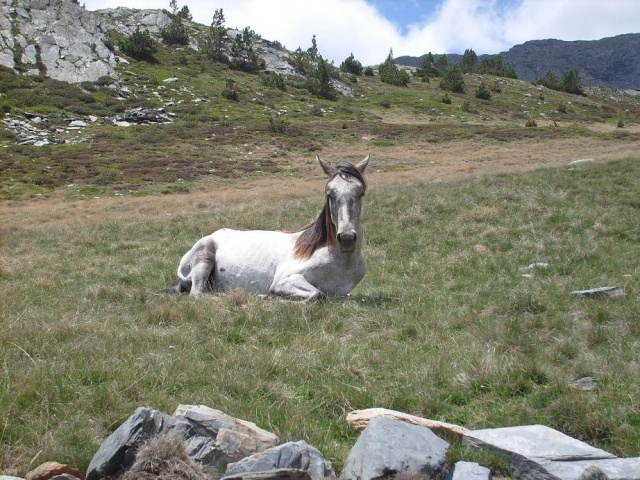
[202,9,227,63]
[562,69,584,95]
[379,49,410,86]
[460,48,477,73]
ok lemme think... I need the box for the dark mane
[293,162,366,260]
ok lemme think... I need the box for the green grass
[1,159,639,476]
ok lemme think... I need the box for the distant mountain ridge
[395,33,640,90]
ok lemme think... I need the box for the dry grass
[121,433,211,480]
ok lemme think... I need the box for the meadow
[1,36,640,478]
[1,154,639,477]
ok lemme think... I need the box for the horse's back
[211,228,296,294]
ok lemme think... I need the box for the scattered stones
[444,461,491,480]
[571,377,599,391]
[523,262,549,269]
[569,159,596,165]
[579,465,611,480]
[571,287,625,298]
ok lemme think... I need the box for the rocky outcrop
[0,0,170,83]
[9,404,640,480]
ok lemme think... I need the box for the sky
[82,0,640,65]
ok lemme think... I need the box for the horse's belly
[212,229,293,294]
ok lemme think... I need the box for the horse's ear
[317,154,336,177]
[356,154,370,173]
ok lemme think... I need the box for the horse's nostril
[338,232,357,243]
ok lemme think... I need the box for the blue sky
[83,0,640,65]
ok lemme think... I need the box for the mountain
[395,33,640,90]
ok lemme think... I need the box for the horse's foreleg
[270,274,326,302]
[189,237,217,296]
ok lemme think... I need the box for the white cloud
[83,0,640,65]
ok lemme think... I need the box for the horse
[166,154,370,301]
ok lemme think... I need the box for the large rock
[85,406,192,480]
[463,424,640,480]
[224,441,335,480]
[339,416,449,480]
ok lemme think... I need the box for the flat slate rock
[463,425,622,480]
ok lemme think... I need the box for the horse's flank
[293,162,367,260]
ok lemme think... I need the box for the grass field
[2,33,640,478]
[1,155,639,477]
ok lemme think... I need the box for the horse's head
[317,154,369,254]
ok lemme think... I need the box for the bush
[475,82,491,100]
[221,78,238,101]
[525,119,537,127]
[379,50,410,86]
[261,73,286,91]
[160,16,190,45]
[303,57,337,100]
[363,66,374,76]
[617,119,625,128]
[268,114,290,134]
[118,28,158,61]
[557,102,567,113]
[340,53,363,76]
[442,93,451,104]
[440,67,464,93]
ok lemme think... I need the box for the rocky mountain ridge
[395,33,640,90]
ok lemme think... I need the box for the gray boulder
[224,441,336,480]
[86,406,193,479]
[339,416,449,480]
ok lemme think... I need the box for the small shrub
[379,50,410,86]
[526,119,538,127]
[617,119,625,128]
[474,82,491,100]
[160,16,190,45]
[557,102,567,113]
[340,53,363,76]
[268,115,290,134]
[491,81,502,93]
[379,99,391,109]
[461,100,476,113]
[439,67,464,93]
[118,28,158,61]
[261,73,286,91]
[221,78,238,101]
[363,66,374,76]
[441,93,451,104]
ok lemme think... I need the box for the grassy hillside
[1,36,640,478]
[1,38,639,200]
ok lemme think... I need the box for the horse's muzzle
[337,232,357,253]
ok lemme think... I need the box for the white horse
[166,154,370,301]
